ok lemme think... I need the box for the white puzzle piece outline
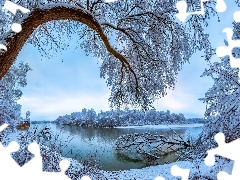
[216,28,240,70]
[205,132,240,180]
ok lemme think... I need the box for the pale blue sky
[16,2,240,120]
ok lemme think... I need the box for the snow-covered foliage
[55,108,202,127]
[179,21,240,161]
[189,57,240,158]
[0,62,31,126]
[0,0,216,110]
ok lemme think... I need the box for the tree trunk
[0,5,133,80]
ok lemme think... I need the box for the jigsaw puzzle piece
[155,176,165,180]
[0,123,35,167]
[171,165,190,180]
[175,0,210,22]
[218,169,240,180]
[205,133,240,179]
[216,45,228,58]
[217,171,234,180]
[0,141,21,178]
[216,28,240,76]
[42,159,71,180]
[234,11,240,22]
[0,123,20,178]
[205,133,240,163]
[81,176,92,180]
[205,151,216,167]
[175,1,189,22]
[0,123,73,179]
[24,144,71,180]
[204,134,224,165]
[21,143,71,180]
[0,124,19,159]
[216,0,227,12]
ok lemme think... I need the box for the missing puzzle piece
[0,123,20,178]
[216,27,240,76]
[0,123,72,180]
[205,132,240,180]
[175,0,227,22]
[234,11,240,22]
[171,165,190,180]
[42,159,71,180]
[0,140,21,179]
[154,164,190,180]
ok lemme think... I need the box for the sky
[14,1,240,121]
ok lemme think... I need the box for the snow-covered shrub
[0,125,107,180]
[115,132,189,161]
[0,62,31,126]
[195,56,240,156]
[176,20,240,162]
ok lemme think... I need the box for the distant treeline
[54,109,205,127]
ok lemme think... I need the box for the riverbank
[101,159,232,180]
[1,123,230,179]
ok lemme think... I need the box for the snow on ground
[102,159,233,180]
[115,124,204,129]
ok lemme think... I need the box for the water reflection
[58,124,192,140]
[28,123,202,171]
[115,151,179,168]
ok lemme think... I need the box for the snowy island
[53,109,205,128]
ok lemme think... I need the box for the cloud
[153,51,213,118]
[154,89,206,118]
[16,43,111,120]
[18,91,110,120]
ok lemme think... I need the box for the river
[27,123,203,171]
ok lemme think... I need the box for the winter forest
[0,0,240,179]
[55,109,204,127]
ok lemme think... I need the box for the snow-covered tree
[0,61,31,126]
[0,0,216,110]
[55,108,196,127]
[183,20,240,159]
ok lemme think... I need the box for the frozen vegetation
[55,109,205,127]
[0,124,232,180]
[0,0,240,179]
[115,132,189,160]
[0,61,31,127]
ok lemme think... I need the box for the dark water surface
[29,123,202,171]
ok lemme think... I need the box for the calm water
[28,123,202,171]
